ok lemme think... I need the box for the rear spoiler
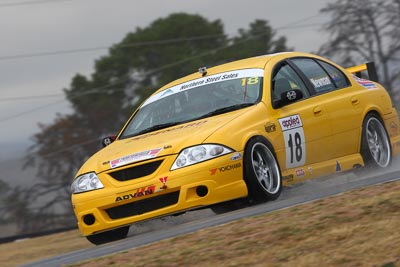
[346,62,379,82]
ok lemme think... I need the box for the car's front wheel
[86,226,130,245]
[361,113,392,168]
[243,136,282,202]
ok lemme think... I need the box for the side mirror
[102,135,116,147]
[273,89,303,108]
[282,89,303,103]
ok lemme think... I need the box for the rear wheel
[361,114,392,168]
[243,136,282,202]
[86,226,130,245]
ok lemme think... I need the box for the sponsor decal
[230,152,242,161]
[210,163,242,175]
[278,114,306,169]
[278,114,303,131]
[336,161,342,172]
[110,148,163,168]
[180,72,242,90]
[282,174,294,182]
[295,168,306,177]
[310,77,332,88]
[142,68,264,107]
[159,176,168,190]
[115,185,156,202]
[264,122,276,133]
[353,75,377,89]
[180,80,206,90]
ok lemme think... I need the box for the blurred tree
[0,180,10,224]
[318,0,400,98]
[20,13,290,233]
[221,19,292,62]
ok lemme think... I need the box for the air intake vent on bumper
[109,160,163,181]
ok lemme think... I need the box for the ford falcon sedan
[71,52,400,244]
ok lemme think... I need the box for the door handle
[351,96,360,105]
[313,106,322,115]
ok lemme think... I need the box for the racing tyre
[86,226,130,245]
[361,114,392,169]
[243,136,282,202]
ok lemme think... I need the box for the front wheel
[243,136,282,202]
[86,226,130,245]
[361,114,392,168]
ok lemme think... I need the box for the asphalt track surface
[22,166,400,267]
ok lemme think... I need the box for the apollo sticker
[278,114,306,169]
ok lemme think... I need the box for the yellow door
[270,61,333,171]
[290,58,363,159]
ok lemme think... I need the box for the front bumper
[71,152,247,236]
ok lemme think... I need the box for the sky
[0,0,331,160]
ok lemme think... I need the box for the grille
[109,160,163,181]
[105,191,180,219]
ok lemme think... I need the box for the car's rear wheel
[243,136,282,202]
[86,226,130,245]
[361,113,392,168]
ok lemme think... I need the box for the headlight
[71,172,104,194]
[171,144,233,170]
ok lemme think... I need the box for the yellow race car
[71,52,400,244]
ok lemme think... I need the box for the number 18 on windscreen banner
[278,115,306,169]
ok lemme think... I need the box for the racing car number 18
[278,114,306,168]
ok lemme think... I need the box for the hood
[78,107,254,174]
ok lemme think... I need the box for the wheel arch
[359,110,392,168]
[358,108,388,151]
[243,133,280,160]
[244,134,278,157]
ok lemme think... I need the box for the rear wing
[346,62,379,82]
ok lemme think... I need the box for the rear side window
[291,58,336,93]
[291,58,350,94]
[318,60,350,89]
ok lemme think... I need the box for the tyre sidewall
[243,136,282,202]
[361,113,392,168]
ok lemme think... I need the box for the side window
[318,60,350,89]
[272,63,309,103]
[292,58,336,93]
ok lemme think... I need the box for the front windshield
[120,68,264,138]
